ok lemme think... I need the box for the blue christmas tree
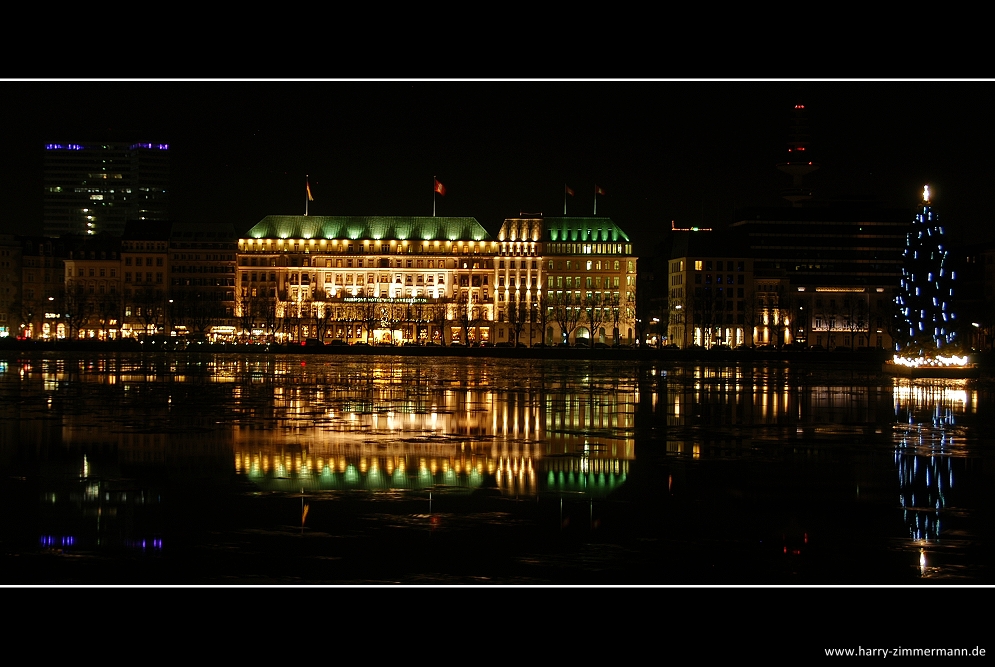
[896,185,957,353]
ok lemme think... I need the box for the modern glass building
[728,206,911,349]
[43,142,170,237]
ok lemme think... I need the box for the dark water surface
[1,352,992,585]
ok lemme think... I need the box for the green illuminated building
[238,214,638,346]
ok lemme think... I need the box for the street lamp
[46,297,55,340]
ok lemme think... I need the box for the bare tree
[356,300,380,344]
[551,290,582,345]
[236,288,254,342]
[690,287,722,348]
[768,287,793,349]
[133,285,167,336]
[63,282,87,340]
[380,302,405,344]
[260,292,280,342]
[530,290,551,346]
[741,289,763,348]
[842,296,869,350]
[508,291,527,346]
[583,292,609,348]
[453,290,475,344]
[311,295,334,342]
[97,291,122,338]
[427,300,449,345]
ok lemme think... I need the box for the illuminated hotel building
[43,142,170,237]
[238,216,498,344]
[237,215,638,345]
[494,216,637,346]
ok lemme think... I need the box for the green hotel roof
[540,217,631,243]
[245,216,492,242]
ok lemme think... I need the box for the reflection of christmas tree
[896,186,957,352]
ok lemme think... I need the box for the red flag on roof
[565,185,575,196]
[595,185,606,196]
[306,181,314,201]
[434,179,446,196]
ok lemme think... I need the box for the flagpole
[564,184,567,215]
[305,174,309,216]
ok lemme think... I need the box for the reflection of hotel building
[228,366,634,497]
[236,215,637,346]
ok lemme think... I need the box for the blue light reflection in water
[1,353,992,584]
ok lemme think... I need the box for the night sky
[2,80,992,250]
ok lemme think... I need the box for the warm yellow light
[923,185,930,203]
[892,354,969,368]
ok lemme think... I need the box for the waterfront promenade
[0,337,896,366]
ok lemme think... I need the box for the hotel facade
[236,214,637,346]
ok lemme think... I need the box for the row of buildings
[5,201,991,351]
[661,206,915,351]
[0,215,640,346]
[14,129,991,351]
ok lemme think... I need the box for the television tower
[776,103,819,206]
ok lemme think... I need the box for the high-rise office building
[43,142,170,237]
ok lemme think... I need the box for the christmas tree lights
[896,186,957,353]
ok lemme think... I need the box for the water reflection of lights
[124,538,163,551]
[892,380,975,574]
[40,535,75,548]
[896,443,952,543]
[893,381,970,415]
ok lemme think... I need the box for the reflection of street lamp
[673,304,683,347]
[168,299,174,337]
